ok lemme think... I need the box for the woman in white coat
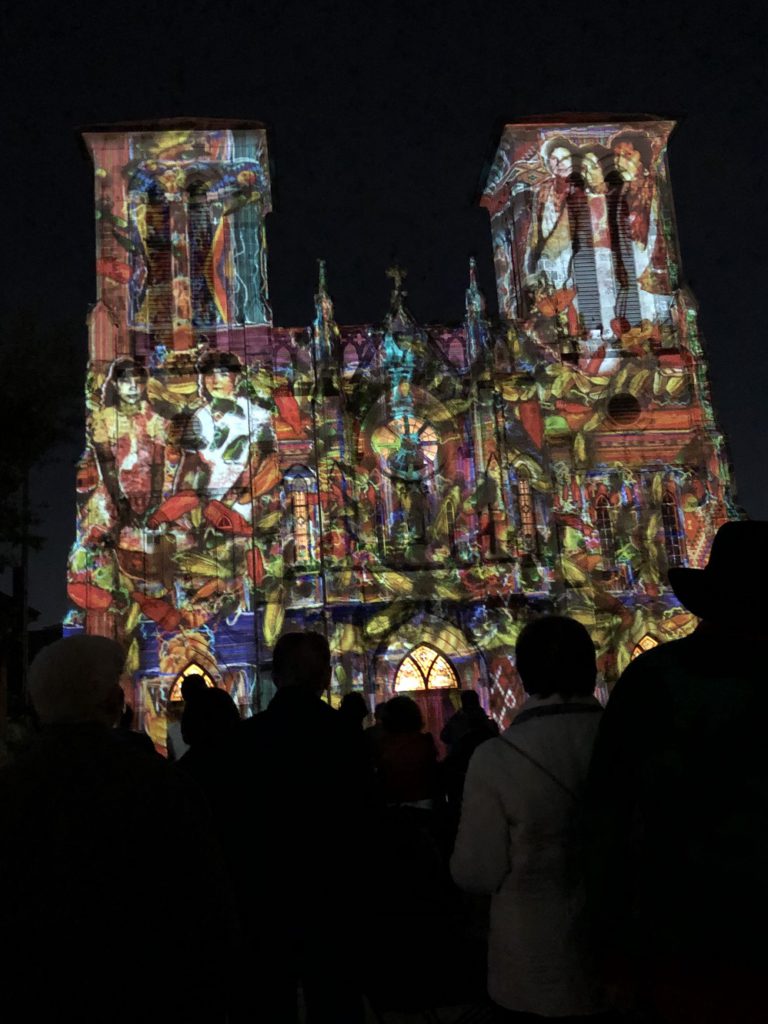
[451,616,615,1022]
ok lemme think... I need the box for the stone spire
[313,258,338,370]
[465,256,488,363]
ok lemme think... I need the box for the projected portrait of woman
[174,350,274,518]
[92,357,165,526]
[528,137,576,289]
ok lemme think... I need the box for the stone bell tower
[481,115,679,337]
[82,119,272,363]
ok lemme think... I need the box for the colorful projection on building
[67,118,735,750]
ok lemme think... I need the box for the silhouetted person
[441,689,499,752]
[167,672,210,761]
[452,616,612,1022]
[587,521,768,1024]
[441,690,499,835]
[368,699,477,1010]
[113,700,158,756]
[374,694,440,808]
[177,686,240,782]
[0,636,236,1023]
[338,690,369,731]
[363,700,388,759]
[181,671,209,700]
[230,631,369,1022]
[181,685,240,748]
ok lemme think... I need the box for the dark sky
[5,0,767,624]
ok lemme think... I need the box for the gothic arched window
[567,174,602,332]
[284,466,317,565]
[486,454,506,556]
[445,500,457,557]
[394,644,459,692]
[274,345,293,377]
[168,662,215,702]
[448,336,465,369]
[595,494,616,568]
[187,179,216,326]
[342,342,360,377]
[662,489,687,567]
[143,183,173,326]
[606,171,642,329]
[516,469,537,551]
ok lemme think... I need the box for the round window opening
[607,393,642,426]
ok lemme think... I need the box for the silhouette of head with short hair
[515,616,596,699]
[28,635,126,727]
[459,689,481,712]
[339,691,368,727]
[181,672,209,702]
[272,631,331,694]
[181,687,240,748]
[382,695,423,735]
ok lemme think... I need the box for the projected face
[615,142,643,181]
[204,368,237,401]
[583,152,605,192]
[116,373,145,407]
[548,146,573,178]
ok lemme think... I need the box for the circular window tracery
[371,415,438,482]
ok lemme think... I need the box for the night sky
[5,0,766,625]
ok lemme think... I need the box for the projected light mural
[67,118,735,750]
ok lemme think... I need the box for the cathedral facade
[66,116,734,749]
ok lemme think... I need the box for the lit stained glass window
[394,644,459,692]
[292,489,312,564]
[631,634,659,659]
[371,416,438,479]
[517,473,536,549]
[168,662,216,702]
[284,467,317,565]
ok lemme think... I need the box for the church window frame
[631,634,660,660]
[662,488,687,568]
[516,468,537,552]
[606,170,643,329]
[168,662,216,702]
[274,345,294,378]
[186,175,217,327]
[139,181,173,327]
[595,493,616,568]
[567,170,602,333]
[394,643,460,693]
[284,465,318,566]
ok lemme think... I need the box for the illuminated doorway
[167,662,216,702]
[394,643,459,744]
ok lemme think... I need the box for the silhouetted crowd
[0,521,766,1023]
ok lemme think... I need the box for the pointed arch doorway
[375,614,489,749]
[394,642,460,745]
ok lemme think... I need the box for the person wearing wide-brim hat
[586,520,768,1024]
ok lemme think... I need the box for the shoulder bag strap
[499,735,579,803]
